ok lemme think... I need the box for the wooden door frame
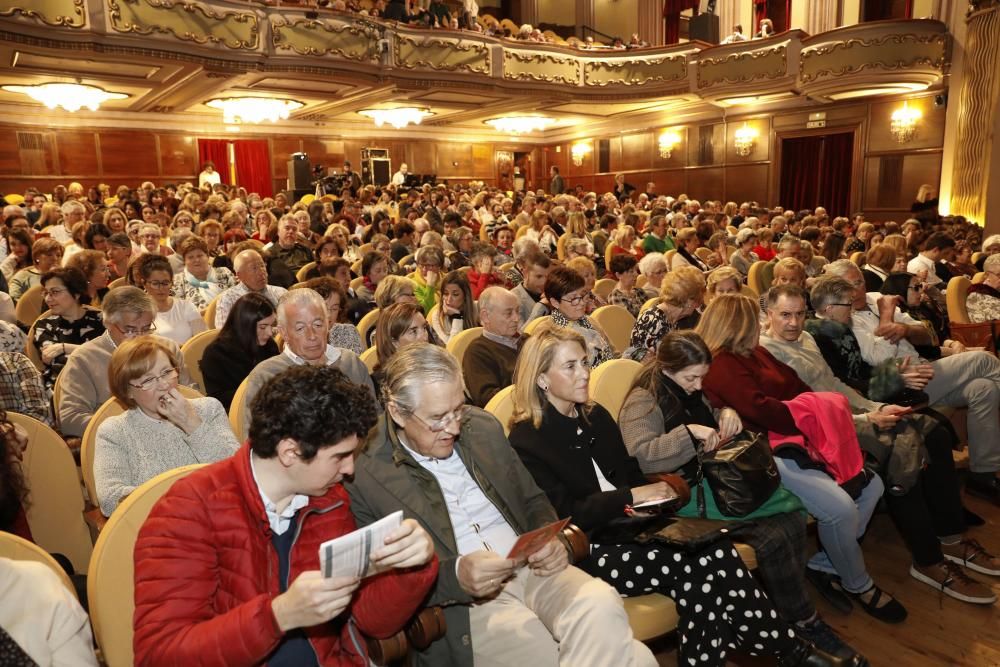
[771,123,864,215]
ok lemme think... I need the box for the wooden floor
[653,486,1000,667]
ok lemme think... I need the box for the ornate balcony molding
[106,0,260,51]
[395,33,490,75]
[0,0,86,28]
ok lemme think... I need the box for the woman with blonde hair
[507,322,853,667]
[608,224,638,260]
[93,336,238,516]
[881,234,909,272]
[625,269,704,361]
[251,209,275,242]
[102,207,128,235]
[705,266,742,301]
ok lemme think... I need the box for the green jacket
[347,409,559,667]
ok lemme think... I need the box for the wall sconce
[733,122,758,156]
[890,101,921,143]
[571,142,591,166]
[658,130,681,159]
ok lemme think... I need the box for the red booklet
[506,517,571,564]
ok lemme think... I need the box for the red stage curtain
[197,139,230,185]
[817,132,854,218]
[780,132,855,218]
[232,139,272,198]
[780,136,821,214]
[663,0,699,44]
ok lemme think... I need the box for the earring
[540,383,549,392]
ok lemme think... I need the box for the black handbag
[688,428,781,518]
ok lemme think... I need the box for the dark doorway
[756,0,790,34]
[862,0,911,21]
[779,131,855,218]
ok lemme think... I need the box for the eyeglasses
[411,405,471,433]
[129,367,178,391]
[115,322,157,338]
[146,280,172,289]
[561,293,587,306]
[907,285,923,292]
[42,287,67,298]
[829,303,853,308]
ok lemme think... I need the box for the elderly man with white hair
[42,200,85,246]
[824,258,1000,505]
[463,286,523,407]
[347,343,657,667]
[214,249,288,328]
[238,288,374,436]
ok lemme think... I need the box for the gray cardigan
[93,396,239,516]
[619,385,710,474]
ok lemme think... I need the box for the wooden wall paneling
[158,134,197,178]
[725,164,770,206]
[435,142,470,178]
[899,152,943,208]
[652,126,688,170]
[620,132,653,172]
[725,117,771,163]
[472,144,494,179]
[408,140,435,175]
[867,95,945,153]
[99,130,158,178]
[606,136,623,174]
[685,167,724,201]
[565,139,594,177]
[688,123,725,168]
[55,131,98,177]
[545,144,569,177]
[0,127,25,175]
[270,137,303,178]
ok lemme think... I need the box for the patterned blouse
[172,267,237,313]
[967,285,1000,324]
[33,309,105,390]
[0,321,26,355]
[550,311,616,368]
[625,304,676,361]
[329,323,364,355]
[608,287,647,319]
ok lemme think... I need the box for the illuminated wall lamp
[890,101,921,143]
[658,130,681,159]
[571,142,591,166]
[733,123,758,156]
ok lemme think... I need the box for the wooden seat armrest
[644,472,692,509]
[83,505,107,537]
[560,524,590,563]
[366,606,447,665]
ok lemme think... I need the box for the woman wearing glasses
[201,293,279,412]
[541,266,616,368]
[93,336,239,517]
[139,255,207,346]
[33,267,105,391]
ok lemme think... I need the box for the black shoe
[779,637,868,667]
[963,505,986,527]
[805,568,853,614]
[795,618,862,661]
[831,582,908,624]
[966,475,1000,506]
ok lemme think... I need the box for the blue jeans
[774,457,884,593]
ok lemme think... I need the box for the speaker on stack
[361,147,391,186]
[689,11,720,43]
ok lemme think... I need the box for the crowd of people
[0,169,998,666]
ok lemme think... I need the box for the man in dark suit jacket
[424,193,448,233]
[549,166,565,196]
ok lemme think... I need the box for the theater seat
[590,305,635,354]
[747,260,769,296]
[589,358,643,421]
[180,328,219,394]
[357,308,381,350]
[203,295,220,329]
[0,531,77,598]
[946,275,972,324]
[88,464,205,667]
[593,278,616,300]
[445,326,482,369]
[296,262,317,282]
[623,594,680,642]
[639,296,660,313]
[484,385,515,436]
[15,284,44,328]
[360,346,379,372]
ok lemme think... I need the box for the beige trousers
[467,564,656,667]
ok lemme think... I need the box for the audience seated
[510,323,857,666]
[626,270,704,361]
[58,287,190,438]
[822,260,1000,503]
[214,248,288,329]
[94,336,238,516]
[967,254,1000,323]
[464,286,522,407]
[373,301,432,391]
[541,266,615,368]
[429,270,477,344]
[33,267,105,391]
[266,214,313,275]
[11,238,63,302]
[170,235,236,313]
[239,288,374,437]
[139,255,206,346]
[637,252,667,299]
[295,277,365,354]
[607,254,645,317]
[510,248,550,326]
[200,292,279,412]
[348,343,660,667]
[0,352,52,425]
[860,244,895,292]
[133,364,437,665]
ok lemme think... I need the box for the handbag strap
[683,425,707,518]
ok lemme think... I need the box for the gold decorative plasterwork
[271,16,372,61]
[0,0,86,27]
[696,45,787,89]
[107,0,259,50]
[394,34,490,74]
[799,33,947,84]
[503,50,580,85]
[583,55,687,87]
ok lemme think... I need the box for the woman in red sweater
[695,295,907,626]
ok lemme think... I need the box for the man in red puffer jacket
[133,365,438,667]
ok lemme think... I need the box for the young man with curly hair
[132,365,438,666]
